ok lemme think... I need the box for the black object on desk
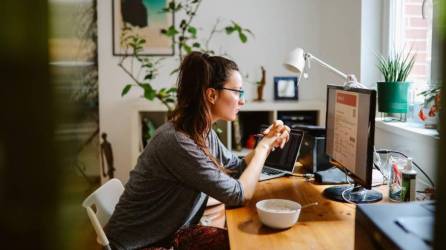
[355,201,434,250]
[315,167,353,184]
[293,125,331,173]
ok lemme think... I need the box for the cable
[341,185,356,204]
[375,149,435,188]
[337,166,356,204]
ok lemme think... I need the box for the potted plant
[418,86,441,129]
[376,50,416,116]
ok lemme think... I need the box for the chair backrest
[82,178,124,246]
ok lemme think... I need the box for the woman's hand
[256,120,290,152]
[239,120,291,201]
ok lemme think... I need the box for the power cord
[375,149,435,188]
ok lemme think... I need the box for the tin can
[401,158,416,202]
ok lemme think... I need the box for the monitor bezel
[325,84,376,189]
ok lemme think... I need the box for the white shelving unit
[131,99,325,167]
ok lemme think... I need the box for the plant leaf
[165,98,175,103]
[121,84,132,96]
[187,26,197,37]
[144,73,154,80]
[225,26,235,34]
[142,84,156,100]
[239,32,247,43]
[170,67,180,75]
[164,26,179,37]
[167,87,177,93]
[181,42,192,53]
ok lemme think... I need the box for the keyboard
[262,167,282,176]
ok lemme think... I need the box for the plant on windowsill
[118,0,253,112]
[376,49,416,121]
[418,85,441,129]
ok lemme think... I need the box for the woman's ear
[206,88,218,104]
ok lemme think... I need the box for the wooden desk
[226,176,387,250]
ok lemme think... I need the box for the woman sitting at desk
[105,52,290,250]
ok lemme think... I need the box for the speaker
[294,125,332,173]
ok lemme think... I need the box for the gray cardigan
[105,122,245,249]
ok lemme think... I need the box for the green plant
[119,0,253,111]
[143,118,157,146]
[377,49,416,82]
[119,29,177,110]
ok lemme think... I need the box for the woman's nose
[239,98,245,105]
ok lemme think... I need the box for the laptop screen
[261,130,303,172]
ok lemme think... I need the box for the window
[386,0,439,123]
[388,0,434,89]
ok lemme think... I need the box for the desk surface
[226,176,387,250]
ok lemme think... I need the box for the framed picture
[274,76,299,100]
[112,0,174,56]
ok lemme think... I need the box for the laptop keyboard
[262,167,282,176]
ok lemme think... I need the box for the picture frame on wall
[112,0,174,56]
[274,76,299,100]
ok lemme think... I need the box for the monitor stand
[323,184,382,203]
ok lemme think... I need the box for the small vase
[420,107,438,129]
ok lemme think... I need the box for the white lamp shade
[284,48,305,74]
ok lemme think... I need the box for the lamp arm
[306,53,367,88]
[305,53,348,79]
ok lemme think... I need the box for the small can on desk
[401,158,417,201]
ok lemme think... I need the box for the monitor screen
[325,85,376,189]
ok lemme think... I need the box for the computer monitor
[324,85,382,203]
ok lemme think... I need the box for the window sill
[375,118,439,141]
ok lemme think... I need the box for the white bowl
[256,199,301,229]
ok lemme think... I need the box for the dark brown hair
[169,52,239,169]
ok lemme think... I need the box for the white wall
[319,0,361,93]
[97,0,380,183]
[360,0,383,87]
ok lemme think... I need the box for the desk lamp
[284,47,367,89]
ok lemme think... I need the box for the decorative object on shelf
[376,49,416,120]
[418,85,441,129]
[245,134,257,149]
[100,133,116,179]
[274,76,298,100]
[118,0,254,111]
[254,66,266,101]
[112,0,174,56]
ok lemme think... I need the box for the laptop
[258,129,304,181]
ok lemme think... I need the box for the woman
[105,52,290,250]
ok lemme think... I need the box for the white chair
[82,178,124,250]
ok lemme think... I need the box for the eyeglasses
[217,87,245,99]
